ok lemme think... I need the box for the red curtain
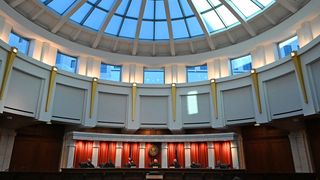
[190,143,199,164]
[145,143,161,167]
[121,142,131,167]
[73,140,93,168]
[177,143,185,168]
[98,142,116,165]
[167,143,185,168]
[190,142,208,168]
[199,142,208,168]
[167,143,175,167]
[214,141,232,167]
[131,143,140,166]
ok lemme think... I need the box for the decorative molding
[69,132,237,143]
[291,51,308,104]
[45,66,57,112]
[210,79,218,119]
[251,69,262,113]
[0,47,17,100]
[171,83,176,121]
[90,77,98,118]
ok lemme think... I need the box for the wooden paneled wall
[9,124,64,172]
[242,125,295,173]
[306,119,320,174]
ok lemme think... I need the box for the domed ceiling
[4,0,310,56]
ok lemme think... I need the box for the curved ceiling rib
[132,0,147,56]
[164,0,175,56]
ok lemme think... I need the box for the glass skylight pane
[143,0,154,20]
[257,0,274,7]
[116,0,129,15]
[70,3,92,23]
[119,18,137,38]
[216,5,238,26]
[202,10,225,32]
[140,21,154,40]
[192,0,211,12]
[105,15,122,35]
[84,8,108,30]
[127,0,142,18]
[100,64,121,82]
[179,0,194,16]
[155,1,166,20]
[172,20,189,39]
[230,0,261,17]
[56,52,77,73]
[187,65,208,83]
[186,17,203,37]
[155,21,169,40]
[169,0,183,19]
[209,0,222,6]
[98,0,116,11]
[8,32,30,55]
[88,0,97,4]
[47,0,76,14]
[144,68,165,84]
[231,55,252,75]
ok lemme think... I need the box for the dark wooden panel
[242,126,295,173]
[9,124,64,172]
[306,119,320,174]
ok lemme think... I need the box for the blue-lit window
[144,68,165,84]
[186,64,208,83]
[8,32,30,55]
[100,63,122,82]
[278,36,300,59]
[55,52,77,73]
[230,55,252,75]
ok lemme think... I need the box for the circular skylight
[40,0,275,41]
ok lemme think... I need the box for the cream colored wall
[0,0,320,84]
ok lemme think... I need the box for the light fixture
[171,83,176,87]
[291,51,297,57]
[254,123,260,127]
[132,82,137,87]
[210,79,215,83]
[46,121,52,125]
[251,69,256,74]
[93,77,98,82]
[52,66,58,72]
[12,47,18,53]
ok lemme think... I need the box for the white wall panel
[310,59,320,109]
[222,86,255,124]
[181,93,211,126]
[266,72,302,119]
[4,69,42,116]
[140,96,168,126]
[52,84,85,122]
[97,92,127,126]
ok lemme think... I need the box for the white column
[86,57,101,78]
[139,142,145,168]
[77,56,87,76]
[184,142,191,168]
[91,141,100,167]
[29,39,43,60]
[265,43,277,64]
[165,65,173,84]
[311,14,320,38]
[115,142,122,167]
[0,129,16,171]
[177,64,186,83]
[252,46,266,69]
[230,140,240,169]
[207,60,215,80]
[135,64,143,83]
[288,130,313,173]
[161,142,168,168]
[66,139,76,168]
[40,42,57,66]
[207,142,215,168]
[122,64,130,83]
[220,57,229,78]
[0,16,12,43]
[297,22,314,48]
